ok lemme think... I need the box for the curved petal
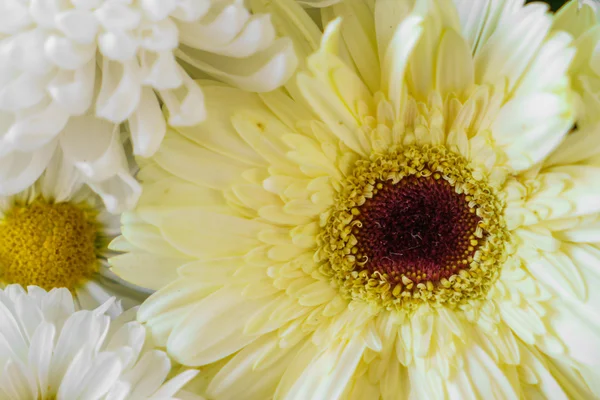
[0,140,57,195]
[59,115,124,182]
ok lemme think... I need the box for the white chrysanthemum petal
[55,9,99,44]
[0,0,296,209]
[0,141,57,195]
[44,35,96,69]
[129,87,167,157]
[6,102,70,150]
[140,0,179,21]
[48,61,95,115]
[160,66,207,126]
[2,30,50,74]
[180,38,298,92]
[59,116,121,182]
[0,73,46,111]
[0,0,31,34]
[95,2,142,32]
[86,173,142,214]
[96,59,142,123]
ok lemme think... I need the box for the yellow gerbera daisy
[111,0,600,398]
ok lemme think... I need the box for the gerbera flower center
[320,145,508,311]
[0,200,100,291]
[354,175,482,285]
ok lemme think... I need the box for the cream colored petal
[330,0,379,93]
[174,83,265,166]
[135,177,229,226]
[539,165,600,219]
[474,2,551,91]
[137,278,220,325]
[382,15,423,115]
[552,0,597,39]
[518,248,586,302]
[109,252,184,291]
[406,0,462,101]
[297,0,341,6]
[514,32,574,100]
[153,131,251,190]
[491,92,574,171]
[207,334,299,400]
[445,345,520,399]
[545,122,600,167]
[547,293,600,367]
[435,28,474,99]
[374,0,415,62]
[259,89,314,130]
[121,223,188,258]
[231,110,297,172]
[166,287,276,366]
[518,344,588,399]
[453,0,522,55]
[159,209,269,258]
[278,336,366,400]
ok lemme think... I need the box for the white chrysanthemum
[0,0,297,212]
[112,0,600,398]
[0,147,149,315]
[0,284,200,399]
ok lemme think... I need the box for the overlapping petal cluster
[0,0,297,212]
[109,0,600,398]
[0,285,200,399]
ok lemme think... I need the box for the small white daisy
[0,145,149,315]
[0,0,298,211]
[0,284,200,399]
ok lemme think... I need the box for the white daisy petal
[0,286,200,399]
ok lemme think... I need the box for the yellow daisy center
[0,199,100,291]
[320,145,508,311]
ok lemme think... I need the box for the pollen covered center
[0,200,100,291]
[320,145,508,311]
[355,175,482,285]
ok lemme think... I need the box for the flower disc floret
[319,145,509,311]
[0,200,100,290]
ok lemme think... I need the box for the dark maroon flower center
[354,175,481,285]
